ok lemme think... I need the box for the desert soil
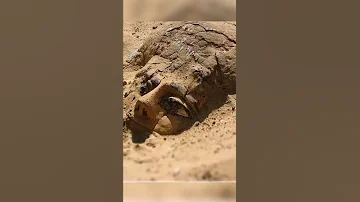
[123,21,236,181]
[124,182,236,201]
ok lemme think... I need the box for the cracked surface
[124,21,236,137]
[123,21,236,181]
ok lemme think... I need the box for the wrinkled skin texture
[123,22,236,140]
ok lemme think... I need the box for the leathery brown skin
[124,71,216,136]
[123,21,236,137]
[126,82,194,135]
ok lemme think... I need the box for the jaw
[124,73,208,136]
[153,114,192,135]
[126,113,193,136]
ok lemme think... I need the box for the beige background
[124,183,236,202]
[124,0,236,21]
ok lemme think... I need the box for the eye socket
[139,77,161,95]
[159,96,190,118]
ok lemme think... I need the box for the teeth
[168,97,184,104]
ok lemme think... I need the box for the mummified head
[123,21,236,137]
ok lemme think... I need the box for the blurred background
[124,0,236,21]
[124,182,236,202]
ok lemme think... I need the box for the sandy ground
[123,22,236,181]
[124,182,236,202]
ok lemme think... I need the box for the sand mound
[123,22,236,181]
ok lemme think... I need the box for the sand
[123,22,236,181]
[124,182,236,201]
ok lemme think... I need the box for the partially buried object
[123,21,236,136]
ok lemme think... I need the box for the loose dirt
[123,21,236,181]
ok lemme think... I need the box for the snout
[127,82,194,135]
[132,83,167,130]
